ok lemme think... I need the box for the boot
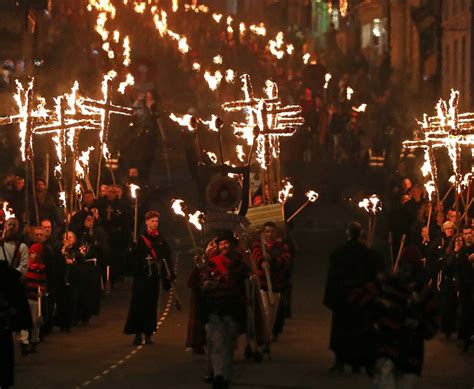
[133,334,142,345]
[144,335,153,345]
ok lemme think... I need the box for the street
[14,202,474,389]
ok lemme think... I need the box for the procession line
[76,255,180,388]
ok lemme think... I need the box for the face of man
[84,215,94,229]
[106,186,117,201]
[463,228,472,246]
[100,185,108,198]
[145,217,159,232]
[444,225,455,237]
[421,226,429,240]
[402,178,412,192]
[63,231,76,246]
[410,187,422,201]
[4,218,19,240]
[14,177,25,191]
[40,220,52,238]
[128,168,138,178]
[34,228,47,243]
[447,210,457,223]
[218,239,231,255]
[263,226,277,243]
[35,180,46,193]
[83,193,94,207]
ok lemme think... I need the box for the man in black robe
[323,222,383,373]
[0,259,32,388]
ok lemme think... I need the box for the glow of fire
[236,145,245,162]
[324,73,332,89]
[75,183,82,196]
[59,191,66,208]
[352,104,367,112]
[130,183,140,199]
[340,0,348,17]
[225,69,235,83]
[123,36,131,66]
[346,87,354,100]
[204,70,223,90]
[249,23,266,36]
[278,180,294,203]
[118,73,135,94]
[169,113,195,131]
[358,195,382,215]
[305,190,319,203]
[212,13,223,23]
[239,22,246,35]
[303,53,311,64]
[113,30,120,43]
[421,149,432,178]
[192,62,201,71]
[172,0,178,12]
[2,202,15,220]
[206,151,218,163]
[213,55,223,65]
[201,115,219,132]
[425,181,436,201]
[286,44,295,55]
[171,199,186,217]
[188,210,203,230]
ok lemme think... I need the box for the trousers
[20,300,41,344]
[374,358,419,389]
[206,314,238,381]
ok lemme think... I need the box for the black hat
[215,230,238,246]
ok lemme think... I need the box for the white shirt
[0,241,29,275]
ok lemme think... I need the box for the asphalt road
[14,203,474,389]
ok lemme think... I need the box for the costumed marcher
[0,258,32,389]
[124,210,173,345]
[0,218,29,275]
[252,221,291,340]
[362,247,439,389]
[55,231,79,331]
[458,226,474,351]
[200,230,250,389]
[323,221,383,373]
[73,212,104,325]
[20,243,46,354]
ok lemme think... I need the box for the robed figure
[124,210,173,345]
[323,222,384,372]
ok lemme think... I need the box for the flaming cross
[403,90,474,193]
[80,76,134,194]
[222,74,304,169]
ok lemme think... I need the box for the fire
[225,69,236,83]
[421,149,432,177]
[130,183,140,199]
[212,13,223,23]
[425,181,436,201]
[169,113,195,131]
[192,62,201,71]
[201,115,220,132]
[171,199,186,217]
[188,210,204,230]
[346,87,354,100]
[213,55,223,65]
[206,151,218,163]
[123,36,131,66]
[59,191,66,208]
[204,70,223,91]
[305,190,319,203]
[249,23,266,36]
[236,145,245,162]
[358,195,382,215]
[2,202,15,220]
[118,73,135,94]
[352,104,367,112]
[303,53,311,64]
[278,180,294,203]
[172,0,178,12]
[239,22,246,35]
[340,0,348,17]
[324,73,332,89]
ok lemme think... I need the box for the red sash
[141,235,158,261]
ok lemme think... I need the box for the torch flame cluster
[358,195,382,215]
[171,199,204,230]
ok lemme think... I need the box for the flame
[123,36,131,66]
[346,87,354,100]
[113,30,120,43]
[239,22,246,35]
[462,173,472,189]
[75,183,82,196]
[169,113,195,131]
[192,62,201,71]
[206,151,218,163]
[212,13,223,23]
[59,191,66,208]
[213,55,223,65]
[303,53,311,64]
[286,44,294,55]
[204,70,223,90]
[225,69,235,83]
[188,210,203,230]
[421,149,432,178]
[201,115,220,132]
[118,73,135,94]
[130,183,140,198]
[352,104,367,112]
[172,0,178,12]
[2,202,15,220]
[358,194,382,214]
[278,180,294,203]
[236,145,245,162]
[340,0,348,17]
[305,190,319,203]
[324,73,332,89]
[249,23,266,36]
[171,199,186,217]
[425,180,436,201]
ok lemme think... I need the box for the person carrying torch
[252,221,292,342]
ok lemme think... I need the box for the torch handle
[286,200,310,223]
[133,196,138,243]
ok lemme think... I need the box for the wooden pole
[393,234,406,273]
